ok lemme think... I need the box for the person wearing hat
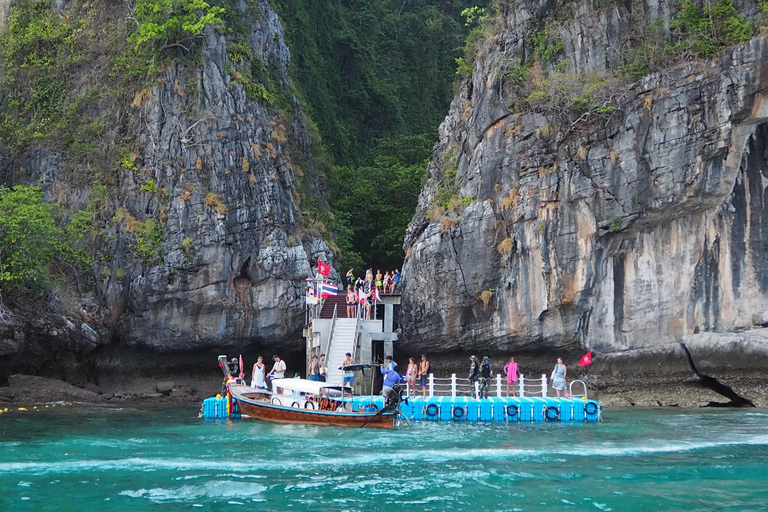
[468,355,480,399]
[267,354,286,381]
[479,356,492,399]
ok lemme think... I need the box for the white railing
[411,373,551,398]
[324,303,338,369]
[350,316,360,366]
[569,379,588,399]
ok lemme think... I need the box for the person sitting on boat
[308,355,320,381]
[268,354,286,381]
[380,360,401,404]
[343,353,355,385]
[251,356,267,389]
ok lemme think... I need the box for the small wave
[2,434,767,476]
[119,480,266,503]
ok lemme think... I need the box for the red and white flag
[357,289,367,304]
[317,259,331,276]
[372,287,381,302]
[579,351,593,367]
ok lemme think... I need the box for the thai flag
[319,281,338,298]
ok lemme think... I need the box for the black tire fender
[545,406,559,422]
[585,402,598,415]
[425,403,439,417]
[506,404,518,419]
[453,406,465,419]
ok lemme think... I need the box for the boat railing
[569,379,589,399]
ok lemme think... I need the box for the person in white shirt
[268,355,286,380]
[251,356,267,389]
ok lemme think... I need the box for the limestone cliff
[401,0,768,374]
[0,0,335,382]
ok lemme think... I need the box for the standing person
[503,356,519,397]
[267,354,286,381]
[468,355,480,399]
[392,268,401,292]
[251,356,267,389]
[346,268,355,288]
[375,269,383,290]
[318,354,328,382]
[343,353,355,386]
[418,354,430,398]
[479,356,492,399]
[406,357,418,397]
[550,357,567,397]
[382,272,391,294]
[355,276,364,293]
[346,285,356,318]
[308,355,320,381]
[364,292,372,320]
[380,362,401,404]
[384,355,397,371]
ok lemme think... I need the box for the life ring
[506,404,518,419]
[453,406,465,419]
[291,401,300,409]
[545,406,559,422]
[425,404,439,417]
[271,397,282,406]
[304,401,316,410]
[585,402,598,415]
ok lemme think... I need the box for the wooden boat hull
[230,386,396,428]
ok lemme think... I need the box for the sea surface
[0,405,767,511]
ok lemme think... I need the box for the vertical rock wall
[401,0,768,368]
[0,0,334,379]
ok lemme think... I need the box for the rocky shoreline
[1,372,765,409]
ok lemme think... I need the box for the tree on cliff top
[127,0,225,51]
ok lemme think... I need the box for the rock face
[401,0,768,371]
[0,0,334,380]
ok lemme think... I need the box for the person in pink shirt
[504,356,519,397]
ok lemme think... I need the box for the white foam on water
[119,480,266,503]
[3,433,768,477]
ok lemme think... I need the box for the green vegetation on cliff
[0,186,91,294]
[271,0,485,269]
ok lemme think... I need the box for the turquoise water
[1,406,767,511]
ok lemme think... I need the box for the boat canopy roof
[271,378,353,395]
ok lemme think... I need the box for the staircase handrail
[350,316,361,365]
[325,303,338,377]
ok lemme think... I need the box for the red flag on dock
[317,259,331,276]
[239,354,245,378]
[579,351,593,366]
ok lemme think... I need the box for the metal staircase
[326,317,359,385]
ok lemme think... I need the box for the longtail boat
[228,377,399,428]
